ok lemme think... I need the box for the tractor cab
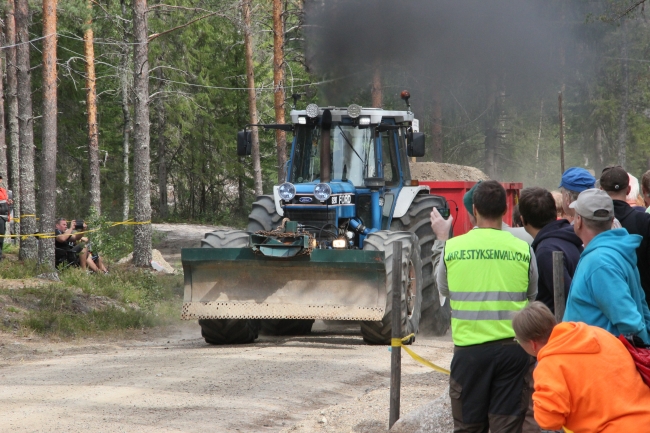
[238,101,426,249]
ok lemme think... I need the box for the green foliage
[0,258,39,279]
[0,265,183,338]
[84,208,134,261]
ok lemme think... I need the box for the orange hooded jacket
[533,322,650,432]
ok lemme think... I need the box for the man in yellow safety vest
[430,180,538,433]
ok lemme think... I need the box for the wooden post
[389,241,402,429]
[558,92,565,174]
[553,251,565,322]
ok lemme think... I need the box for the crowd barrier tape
[391,333,451,375]
[0,219,152,239]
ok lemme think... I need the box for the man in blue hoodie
[564,189,650,344]
[519,187,583,314]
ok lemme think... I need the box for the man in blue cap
[558,167,596,223]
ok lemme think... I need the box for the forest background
[0,0,647,268]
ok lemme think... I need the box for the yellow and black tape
[391,333,451,375]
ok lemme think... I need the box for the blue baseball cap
[558,167,595,193]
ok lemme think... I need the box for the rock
[390,389,453,433]
[116,249,177,274]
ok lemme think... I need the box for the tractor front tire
[248,194,283,232]
[391,194,451,336]
[198,229,259,345]
[360,231,423,345]
[260,319,315,336]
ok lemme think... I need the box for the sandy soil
[410,162,489,182]
[0,321,453,432]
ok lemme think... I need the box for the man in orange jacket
[0,173,12,261]
[513,302,650,432]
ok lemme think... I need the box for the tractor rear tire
[248,194,283,232]
[198,229,259,345]
[391,194,451,336]
[260,319,315,336]
[360,231,422,345]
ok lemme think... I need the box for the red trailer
[420,181,524,237]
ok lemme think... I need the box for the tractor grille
[285,209,336,236]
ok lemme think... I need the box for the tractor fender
[272,185,285,216]
[392,186,431,218]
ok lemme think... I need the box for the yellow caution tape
[0,220,151,238]
[391,333,451,375]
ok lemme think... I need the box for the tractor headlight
[278,182,296,201]
[332,237,347,249]
[306,103,319,118]
[347,104,361,119]
[314,183,332,202]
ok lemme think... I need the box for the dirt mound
[410,162,489,182]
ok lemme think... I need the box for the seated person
[54,218,107,273]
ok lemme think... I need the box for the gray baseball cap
[569,188,614,221]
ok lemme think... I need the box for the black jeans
[450,338,532,433]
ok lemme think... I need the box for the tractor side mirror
[237,130,252,156]
[408,132,425,157]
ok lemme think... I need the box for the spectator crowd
[430,167,650,433]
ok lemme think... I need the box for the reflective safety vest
[444,228,531,346]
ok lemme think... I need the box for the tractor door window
[332,125,375,186]
[381,130,398,186]
[291,126,321,183]
[398,129,411,182]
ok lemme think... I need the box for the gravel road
[0,322,453,432]
[0,223,455,432]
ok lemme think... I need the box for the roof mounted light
[306,103,319,118]
[298,116,307,125]
[358,116,370,126]
[314,183,332,202]
[347,104,362,119]
[278,182,296,201]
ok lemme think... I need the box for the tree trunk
[535,100,544,179]
[85,2,101,214]
[595,125,604,177]
[242,0,262,196]
[5,0,19,242]
[371,62,382,108]
[120,0,131,221]
[15,0,36,260]
[155,66,168,219]
[0,29,6,180]
[618,22,629,169]
[132,0,152,266]
[273,0,286,183]
[431,87,442,162]
[484,75,498,180]
[38,0,57,271]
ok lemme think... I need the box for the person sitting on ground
[519,187,583,314]
[600,166,650,302]
[513,302,650,433]
[563,188,650,344]
[558,167,596,224]
[54,218,107,273]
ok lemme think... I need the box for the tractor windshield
[291,124,377,186]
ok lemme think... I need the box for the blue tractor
[181,96,451,345]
